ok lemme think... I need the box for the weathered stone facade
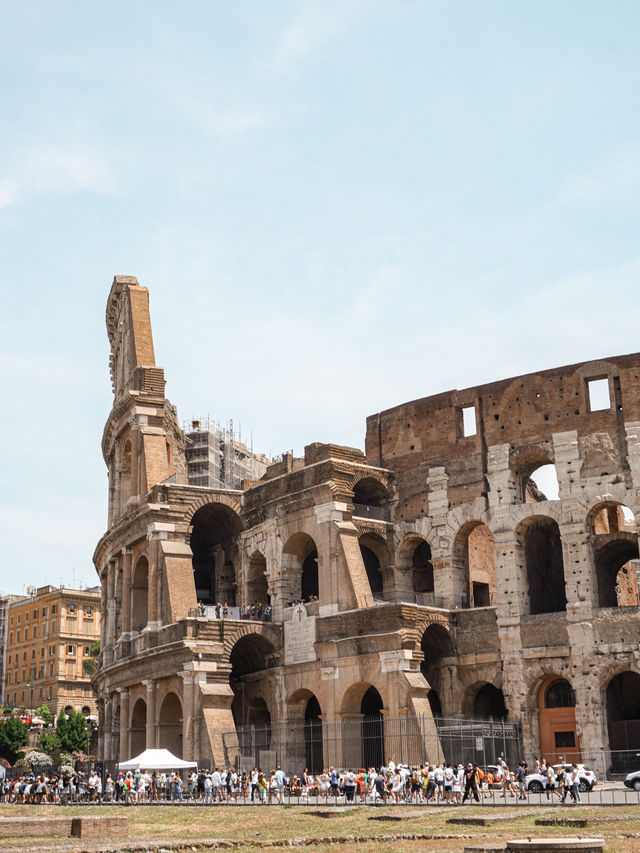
[94,276,640,775]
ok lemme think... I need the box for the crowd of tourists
[197,602,272,621]
[0,770,103,803]
[0,757,584,805]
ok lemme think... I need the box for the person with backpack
[462,763,480,803]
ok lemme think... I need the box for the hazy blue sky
[1,1,639,591]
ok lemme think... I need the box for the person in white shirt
[212,768,222,802]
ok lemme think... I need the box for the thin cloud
[558,143,640,206]
[273,1,362,71]
[0,140,116,209]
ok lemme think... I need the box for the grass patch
[0,804,638,851]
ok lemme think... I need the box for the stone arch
[130,696,147,757]
[420,623,454,716]
[358,532,388,598]
[229,632,277,730]
[517,515,566,615]
[464,682,508,719]
[282,532,318,603]
[189,501,243,606]
[131,555,149,632]
[157,692,182,757]
[340,682,385,770]
[288,688,323,773]
[511,443,555,503]
[398,534,434,601]
[185,492,243,523]
[453,521,497,608]
[537,675,579,763]
[352,475,391,512]
[246,550,269,606]
[588,500,639,608]
[606,670,640,770]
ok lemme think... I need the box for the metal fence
[221,714,523,774]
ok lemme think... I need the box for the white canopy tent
[117,748,197,770]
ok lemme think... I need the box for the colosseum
[94,275,640,777]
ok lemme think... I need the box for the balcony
[352,503,391,522]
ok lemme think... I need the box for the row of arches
[122,497,638,634]
[130,692,182,757]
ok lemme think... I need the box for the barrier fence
[221,714,524,775]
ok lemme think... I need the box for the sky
[1,0,639,592]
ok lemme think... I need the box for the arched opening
[594,538,640,607]
[361,686,384,770]
[302,551,318,601]
[590,503,639,609]
[454,522,497,608]
[282,533,318,603]
[130,697,147,757]
[190,503,243,605]
[471,683,508,719]
[359,533,388,598]
[514,445,558,504]
[607,671,640,771]
[157,692,182,757]
[412,540,434,598]
[230,633,276,755]
[304,695,323,773]
[520,516,566,614]
[82,706,91,716]
[537,676,579,763]
[420,624,454,716]
[353,477,390,508]
[131,557,149,632]
[526,464,560,502]
[246,551,269,606]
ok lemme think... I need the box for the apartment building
[4,585,101,717]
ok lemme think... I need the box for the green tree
[57,708,88,753]
[38,730,62,762]
[35,704,53,726]
[0,716,29,764]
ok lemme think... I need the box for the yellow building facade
[4,585,101,718]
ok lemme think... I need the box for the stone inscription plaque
[284,604,316,665]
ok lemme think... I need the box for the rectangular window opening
[587,377,611,412]
[462,406,477,437]
[554,730,576,749]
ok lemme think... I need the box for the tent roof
[118,748,197,770]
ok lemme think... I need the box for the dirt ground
[0,803,638,852]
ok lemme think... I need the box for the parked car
[623,770,640,791]
[526,764,597,793]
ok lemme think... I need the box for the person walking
[462,763,480,804]
[516,761,528,800]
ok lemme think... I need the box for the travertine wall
[94,276,640,776]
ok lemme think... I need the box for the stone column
[181,672,195,760]
[103,696,112,761]
[144,680,157,749]
[426,467,456,607]
[553,430,580,500]
[118,687,130,761]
